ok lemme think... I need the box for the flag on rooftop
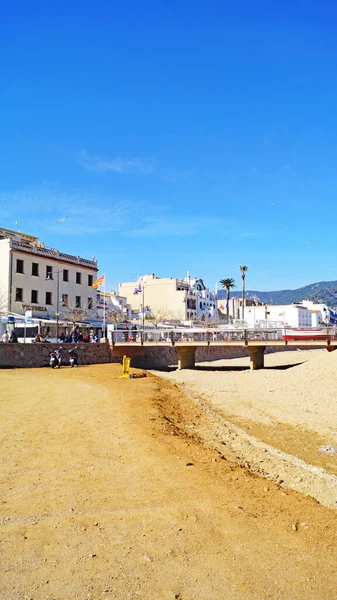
[92,274,105,290]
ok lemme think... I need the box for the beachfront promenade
[111,327,337,370]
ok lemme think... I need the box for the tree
[146,306,175,328]
[0,290,8,316]
[219,278,236,321]
[239,265,248,320]
[106,308,126,326]
[61,303,92,327]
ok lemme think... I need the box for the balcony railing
[10,239,97,268]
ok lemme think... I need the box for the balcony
[10,239,97,269]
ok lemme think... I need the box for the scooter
[68,346,79,367]
[50,347,63,369]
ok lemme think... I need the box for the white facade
[119,272,216,323]
[188,276,217,320]
[243,304,312,328]
[96,291,131,320]
[300,300,337,326]
[0,227,98,320]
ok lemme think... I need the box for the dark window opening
[76,272,81,284]
[31,290,38,304]
[16,259,24,274]
[32,262,39,276]
[76,296,81,308]
[15,288,23,302]
[88,274,93,286]
[46,292,52,305]
[63,269,69,282]
[46,265,53,280]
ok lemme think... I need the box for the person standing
[9,330,18,343]
[123,325,129,342]
[1,330,9,343]
[131,323,137,342]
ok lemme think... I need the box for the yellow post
[120,355,131,378]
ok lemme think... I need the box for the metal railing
[110,326,337,345]
[10,239,97,268]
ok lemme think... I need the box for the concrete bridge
[110,327,337,370]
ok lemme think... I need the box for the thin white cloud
[0,185,231,238]
[127,214,232,237]
[78,150,155,175]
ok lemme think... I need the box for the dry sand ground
[0,359,337,599]
[154,349,337,485]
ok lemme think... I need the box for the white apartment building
[0,227,98,320]
[119,272,216,323]
[218,297,313,328]
[96,290,131,321]
[189,276,217,320]
[243,303,312,328]
[300,300,337,326]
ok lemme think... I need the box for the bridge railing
[110,326,337,345]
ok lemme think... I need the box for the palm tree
[219,278,236,321]
[239,266,248,320]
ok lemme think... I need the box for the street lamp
[133,277,145,330]
[46,270,61,341]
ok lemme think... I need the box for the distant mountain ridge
[217,280,337,308]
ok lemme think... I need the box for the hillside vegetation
[218,280,337,307]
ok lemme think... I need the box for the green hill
[218,280,337,308]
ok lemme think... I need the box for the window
[87,297,93,309]
[76,272,81,284]
[88,274,93,286]
[46,265,53,280]
[32,262,39,276]
[16,259,24,274]
[75,296,81,308]
[31,290,38,304]
[63,269,69,282]
[46,291,52,305]
[62,293,68,306]
[15,288,23,302]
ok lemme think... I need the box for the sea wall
[0,342,325,369]
[0,342,115,368]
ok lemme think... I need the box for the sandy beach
[1,359,337,599]
[153,349,337,481]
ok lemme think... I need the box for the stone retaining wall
[0,343,114,369]
[132,346,249,369]
[0,342,324,369]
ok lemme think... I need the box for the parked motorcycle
[50,347,63,369]
[68,346,79,368]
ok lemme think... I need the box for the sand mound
[277,349,337,405]
[291,346,337,377]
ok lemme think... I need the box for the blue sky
[1,1,337,293]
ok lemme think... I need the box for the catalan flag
[92,274,105,290]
